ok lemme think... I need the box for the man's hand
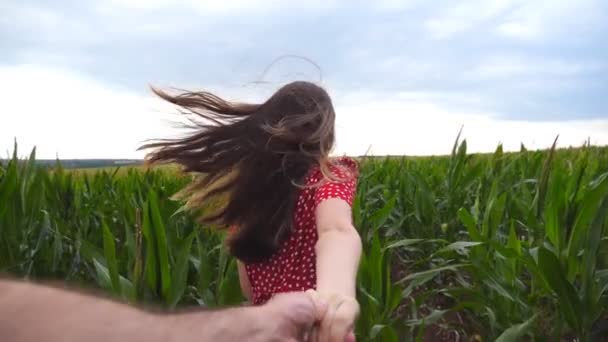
[306,290,358,342]
[257,291,328,342]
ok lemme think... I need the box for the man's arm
[0,278,318,342]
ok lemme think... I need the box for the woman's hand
[307,290,359,342]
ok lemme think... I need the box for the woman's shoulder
[331,156,359,172]
[306,157,359,184]
[324,157,359,181]
[329,156,359,177]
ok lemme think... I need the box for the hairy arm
[0,278,314,342]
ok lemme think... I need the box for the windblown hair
[141,81,339,263]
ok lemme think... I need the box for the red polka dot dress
[244,157,358,305]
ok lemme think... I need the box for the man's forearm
[164,305,265,342]
[0,279,264,342]
[0,279,162,342]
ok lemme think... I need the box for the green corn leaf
[506,220,521,256]
[80,239,105,265]
[368,196,396,229]
[483,191,507,240]
[196,234,214,304]
[600,281,608,301]
[52,223,63,272]
[370,325,398,342]
[383,238,424,251]
[538,246,583,334]
[218,259,243,305]
[358,285,381,313]
[457,208,482,241]
[405,309,448,327]
[370,324,387,339]
[535,136,558,218]
[436,241,483,255]
[450,127,463,158]
[387,283,403,314]
[93,258,112,291]
[0,156,18,218]
[102,221,121,296]
[93,258,135,302]
[544,197,561,254]
[495,314,538,342]
[142,197,158,295]
[581,191,608,297]
[399,264,467,285]
[460,161,484,193]
[369,229,384,300]
[168,230,196,308]
[481,276,516,302]
[567,172,608,278]
[148,190,171,301]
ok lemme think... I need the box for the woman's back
[244,157,358,304]
[143,81,361,339]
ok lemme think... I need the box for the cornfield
[1,137,607,341]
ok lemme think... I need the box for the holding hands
[305,290,359,342]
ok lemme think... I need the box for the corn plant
[1,138,608,341]
[0,142,244,310]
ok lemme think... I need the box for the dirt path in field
[391,257,476,341]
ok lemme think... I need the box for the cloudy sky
[1,0,607,158]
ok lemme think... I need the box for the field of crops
[1,138,608,341]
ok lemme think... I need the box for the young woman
[142,81,361,341]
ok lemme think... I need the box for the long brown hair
[141,81,337,262]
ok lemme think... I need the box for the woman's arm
[315,198,362,298]
[314,198,361,341]
[237,260,252,301]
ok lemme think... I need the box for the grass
[1,138,608,341]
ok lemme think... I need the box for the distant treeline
[0,159,143,169]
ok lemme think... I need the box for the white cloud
[0,3,60,28]
[497,21,540,40]
[1,3,98,45]
[334,96,608,156]
[372,0,421,11]
[424,0,520,39]
[2,65,604,159]
[496,0,606,40]
[104,0,340,13]
[470,55,606,79]
[0,65,175,159]
[424,0,606,42]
